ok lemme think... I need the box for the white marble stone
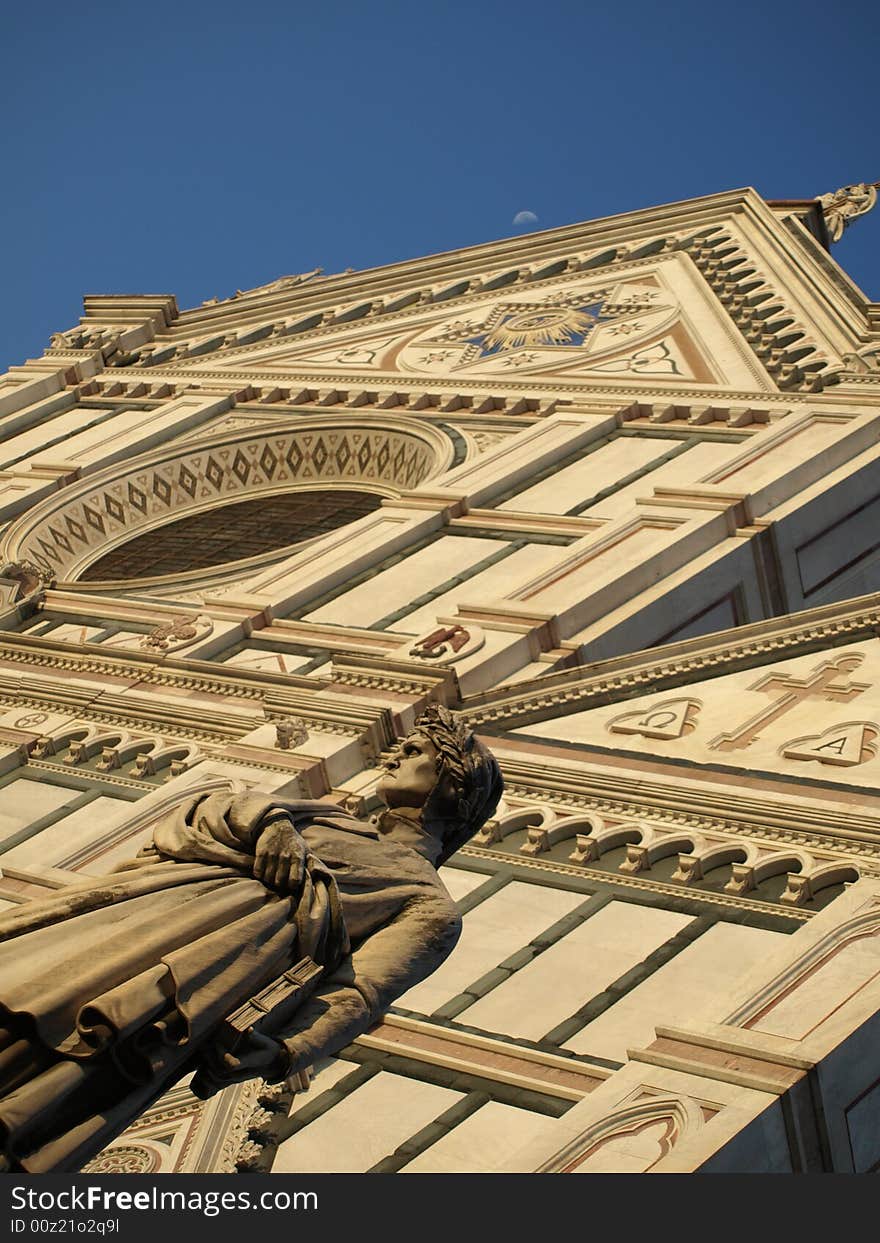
[222,647,315,674]
[0,407,115,471]
[460,900,694,1040]
[438,866,490,904]
[272,1071,461,1173]
[388,543,561,636]
[584,441,739,520]
[402,1101,550,1172]
[1,796,131,868]
[499,436,678,515]
[397,880,584,1015]
[304,535,500,626]
[751,934,880,1042]
[566,921,788,1061]
[39,623,105,644]
[286,1058,360,1119]
[0,780,83,846]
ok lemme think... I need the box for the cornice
[83,370,852,412]
[463,593,880,727]
[71,207,867,406]
[154,243,690,361]
[458,844,813,921]
[148,190,770,333]
[494,766,880,857]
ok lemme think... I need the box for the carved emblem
[396,280,677,378]
[0,559,55,605]
[608,698,700,740]
[709,656,869,752]
[139,614,213,654]
[818,182,878,243]
[782,722,879,767]
[407,623,485,664]
[274,719,309,750]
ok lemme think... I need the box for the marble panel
[460,900,694,1040]
[402,1101,550,1172]
[499,437,678,515]
[438,867,490,904]
[566,922,788,1061]
[272,1071,461,1173]
[398,881,584,1015]
[304,535,500,627]
[0,781,83,846]
[1,796,131,868]
[584,441,739,520]
[388,543,561,636]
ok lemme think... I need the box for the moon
[513,210,539,227]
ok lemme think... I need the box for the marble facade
[1,184,879,1172]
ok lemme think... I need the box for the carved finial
[818,181,879,242]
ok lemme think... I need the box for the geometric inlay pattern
[16,427,435,579]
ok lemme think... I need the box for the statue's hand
[254,818,307,892]
[214,1031,289,1085]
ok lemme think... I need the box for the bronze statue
[0,706,502,1173]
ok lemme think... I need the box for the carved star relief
[414,289,673,373]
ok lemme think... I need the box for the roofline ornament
[818,181,879,243]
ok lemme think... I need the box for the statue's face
[376,732,441,809]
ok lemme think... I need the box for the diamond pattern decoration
[232,450,251,485]
[259,444,278,479]
[153,475,173,505]
[82,506,105,535]
[65,515,87,543]
[312,440,328,472]
[335,438,351,472]
[178,464,198,498]
[128,482,148,513]
[48,526,74,554]
[20,427,436,577]
[104,493,126,524]
[205,457,225,491]
[285,442,305,474]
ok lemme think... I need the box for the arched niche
[1,414,455,585]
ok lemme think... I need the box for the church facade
[1,183,879,1172]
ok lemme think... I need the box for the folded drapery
[0,790,349,1172]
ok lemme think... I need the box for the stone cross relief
[606,655,878,765]
[708,656,870,752]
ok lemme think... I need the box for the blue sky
[2,0,877,372]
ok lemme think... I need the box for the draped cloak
[0,791,462,1173]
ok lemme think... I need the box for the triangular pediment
[141,187,873,397]
[199,266,733,387]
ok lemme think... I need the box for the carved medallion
[782,722,879,767]
[608,698,700,740]
[140,614,213,654]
